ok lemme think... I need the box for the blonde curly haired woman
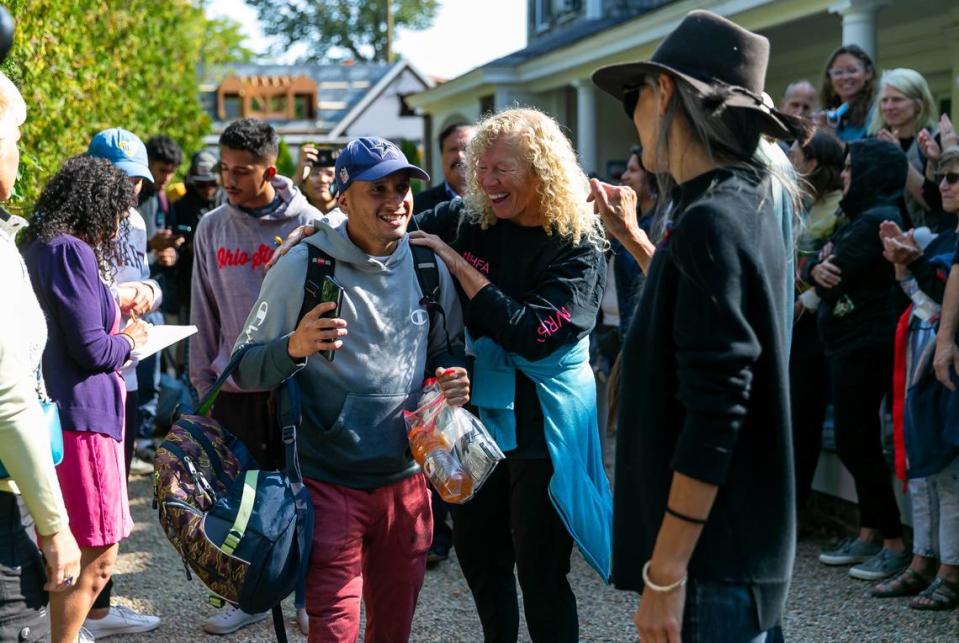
[411,107,611,643]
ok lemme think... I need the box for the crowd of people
[2,7,959,643]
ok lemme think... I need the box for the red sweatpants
[304,474,433,643]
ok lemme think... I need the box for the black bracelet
[666,506,707,525]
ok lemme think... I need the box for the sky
[205,1,528,80]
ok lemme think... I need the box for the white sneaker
[296,607,308,635]
[83,605,160,638]
[78,626,96,642]
[129,456,154,476]
[202,605,268,635]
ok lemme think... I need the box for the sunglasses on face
[937,172,959,186]
[622,85,641,118]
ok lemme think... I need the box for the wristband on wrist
[642,561,687,593]
[119,332,136,350]
[665,505,708,525]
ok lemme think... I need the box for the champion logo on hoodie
[216,243,274,270]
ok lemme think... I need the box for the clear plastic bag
[404,378,504,503]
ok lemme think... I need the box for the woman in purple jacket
[22,156,148,643]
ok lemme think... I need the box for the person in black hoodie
[591,11,809,642]
[804,137,911,581]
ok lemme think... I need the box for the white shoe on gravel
[78,626,96,642]
[129,456,154,476]
[296,607,309,635]
[83,605,160,638]
[202,605,268,635]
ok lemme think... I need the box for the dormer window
[534,0,553,32]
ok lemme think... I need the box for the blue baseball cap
[334,136,428,195]
[87,128,154,183]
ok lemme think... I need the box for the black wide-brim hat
[592,10,798,140]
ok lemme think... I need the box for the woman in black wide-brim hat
[590,10,811,643]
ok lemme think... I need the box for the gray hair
[643,75,804,235]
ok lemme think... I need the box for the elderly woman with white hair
[0,72,82,641]
[870,68,952,230]
[411,107,611,642]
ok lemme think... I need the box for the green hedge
[1,0,249,213]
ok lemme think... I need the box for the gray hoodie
[189,176,319,396]
[232,211,464,489]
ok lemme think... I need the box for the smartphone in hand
[319,275,344,362]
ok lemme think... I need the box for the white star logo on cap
[339,168,349,183]
[369,140,399,159]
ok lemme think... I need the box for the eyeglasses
[937,172,959,186]
[828,66,864,79]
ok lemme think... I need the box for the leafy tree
[0,0,250,212]
[276,138,296,178]
[245,0,439,63]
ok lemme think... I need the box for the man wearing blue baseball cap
[229,136,468,642]
[83,127,163,638]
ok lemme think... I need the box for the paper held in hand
[131,324,198,361]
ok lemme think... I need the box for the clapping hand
[879,220,921,266]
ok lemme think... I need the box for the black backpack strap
[407,218,453,354]
[298,244,335,324]
[195,343,257,416]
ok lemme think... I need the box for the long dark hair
[819,44,876,129]
[798,129,845,201]
[644,74,807,219]
[23,155,135,278]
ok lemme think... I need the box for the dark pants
[0,492,49,642]
[681,579,783,643]
[123,390,138,479]
[135,354,160,440]
[211,391,280,470]
[789,313,829,509]
[430,488,452,556]
[828,345,902,539]
[451,458,577,643]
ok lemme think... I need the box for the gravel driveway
[107,474,959,642]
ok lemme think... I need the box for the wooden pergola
[216,73,318,121]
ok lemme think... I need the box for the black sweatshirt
[802,139,908,356]
[614,166,793,631]
[416,200,605,457]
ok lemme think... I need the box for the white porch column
[829,0,892,63]
[574,79,598,176]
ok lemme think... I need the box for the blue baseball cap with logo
[333,136,429,195]
[87,128,154,183]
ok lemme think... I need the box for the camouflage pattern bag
[153,346,313,642]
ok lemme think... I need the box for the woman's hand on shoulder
[266,225,316,270]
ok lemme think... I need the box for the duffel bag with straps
[153,345,313,642]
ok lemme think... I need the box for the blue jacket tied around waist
[469,333,612,581]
